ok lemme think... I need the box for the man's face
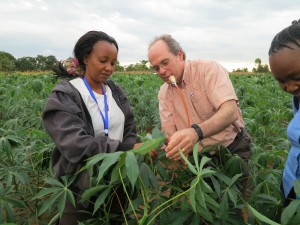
[148,40,183,85]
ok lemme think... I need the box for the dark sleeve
[42,89,121,165]
[110,83,138,151]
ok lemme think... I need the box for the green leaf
[3,202,16,223]
[179,149,198,175]
[219,192,229,221]
[168,211,192,225]
[131,138,164,155]
[93,187,111,214]
[45,177,65,188]
[31,187,61,201]
[96,151,122,182]
[198,156,211,172]
[227,186,238,207]
[0,224,18,225]
[139,163,150,187]
[228,173,242,187]
[57,191,67,213]
[139,162,158,189]
[200,179,214,193]
[139,163,159,189]
[193,142,200,171]
[79,153,108,172]
[155,161,169,180]
[0,137,11,156]
[195,202,213,222]
[203,192,219,212]
[215,172,232,186]
[125,151,139,190]
[189,178,198,212]
[151,127,165,139]
[247,203,281,225]
[81,185,108,201]
[190,214,201,225]
[200,168,216,177]
[293,180,300,197]
[5,135,22,145]
[281,200,300,225]
[110,163,126,184]
[67,189,76,208]
[38,190,63,216]
[224,155,244,177]
[195,183,208,212]
[48,212,60,225]
[4,198,25,209]
[210,176,221,197]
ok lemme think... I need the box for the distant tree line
[0,51,270,73]
[0,51,58,72]
[0,51,152,73]
[232,58,270,73]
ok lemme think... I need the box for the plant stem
[112,186,127,224]
[118,168,138,223]
[147,173,201,224]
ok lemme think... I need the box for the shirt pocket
[189,88,215,119]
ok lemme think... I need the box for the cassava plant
[33,128,286,225]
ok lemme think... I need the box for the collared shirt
[158,60,244,149]
[283,96,300,198]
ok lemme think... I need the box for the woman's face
[269,45,300,98]
[84,40,118,84]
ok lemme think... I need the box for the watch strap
[191,124,204,142]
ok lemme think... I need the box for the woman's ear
[83,55,88,65]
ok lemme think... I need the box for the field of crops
[0,72,298,224]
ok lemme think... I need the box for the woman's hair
[268,19,300,55]
[149,34,186,60]
[74,31,118,69]
[53,31,118,78]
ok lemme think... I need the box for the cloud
[0,0,299,71]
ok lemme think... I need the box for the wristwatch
[191,124,204,142]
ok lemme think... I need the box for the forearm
[199,100,239,138]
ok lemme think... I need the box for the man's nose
[157,67,167,74]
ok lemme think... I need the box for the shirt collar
[181,60,190,85]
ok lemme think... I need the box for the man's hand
[165,128,198,161]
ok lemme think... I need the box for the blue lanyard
[82,76,109,136]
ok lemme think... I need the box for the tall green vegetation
[0,72,298,224]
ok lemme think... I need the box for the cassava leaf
[125,151,139,189]
[131,138,164,155]
[96,151,122,182]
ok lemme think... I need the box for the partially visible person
[147,35,252,197]
[268,19,300,202]
[42,31,138,224]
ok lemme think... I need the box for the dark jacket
[42,79,137,191]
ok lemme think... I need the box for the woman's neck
[84,75,103,94]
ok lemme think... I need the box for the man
[147,34,252,164]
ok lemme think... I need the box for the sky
[0,0,299,72]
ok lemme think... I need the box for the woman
[42,31,138,224]
[268,19,300,202]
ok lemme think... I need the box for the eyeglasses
[152,55,175,72]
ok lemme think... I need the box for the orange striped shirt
[158,60,244,148]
